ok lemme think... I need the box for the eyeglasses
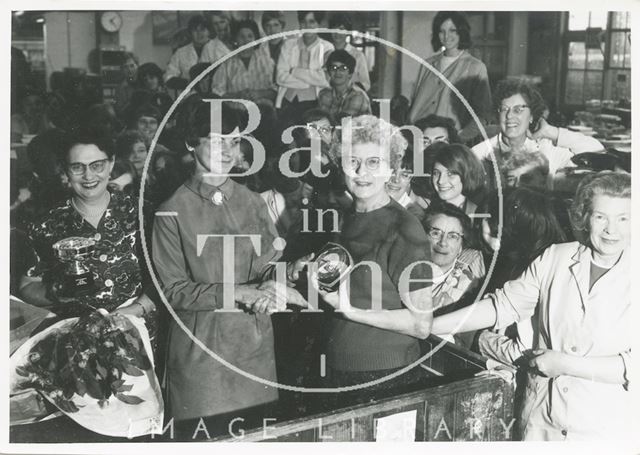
[343,156,386,171]
[67,159,110,176]
[327,64,349,73]
[497,104,529,115]
[426,226,464,243]
[306,123,333,136]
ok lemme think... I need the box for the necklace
[72,193,110,219]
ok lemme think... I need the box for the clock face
[100,11,122,33]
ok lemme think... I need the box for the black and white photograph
[5,2,638,452]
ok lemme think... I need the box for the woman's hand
[528,118,560,144]
[527,349,568,378]
[308,271,352,314]
[287,253,315,283]
[111,303,143,317]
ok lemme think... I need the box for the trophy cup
[312,242,353,292]
[52,237,97,298]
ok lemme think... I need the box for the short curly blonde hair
[569,171,631,243]
[328,115,408,170]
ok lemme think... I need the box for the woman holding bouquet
[18,130,155,325]
[310,115,434,392]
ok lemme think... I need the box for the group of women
[12,10,631,443]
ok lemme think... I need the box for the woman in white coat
[432,171,632,441]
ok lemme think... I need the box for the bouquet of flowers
[10,309,163,438]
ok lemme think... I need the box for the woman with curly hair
[472,79,603,190]
[432,171,631,440]
[310,115,434,391]
[408,11,492,142]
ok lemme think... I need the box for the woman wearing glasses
[318,49,371,122]
[385,148,426,220]
[310,115,434,393]
[19,131,155,321]
[420,201,485,347]
[472,79,603,190]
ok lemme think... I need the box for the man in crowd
[275,11,333,127]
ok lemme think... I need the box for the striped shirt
[211,48,276,96]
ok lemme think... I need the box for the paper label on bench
[374,409,417,442]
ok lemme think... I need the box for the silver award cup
[312,242,353,293]
[52,236,97,297]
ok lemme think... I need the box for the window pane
[623,31,631,68]
[589,11,608,29]
[611,11,630,29]
[609,31,627,67]
[608,70,631,100]
[568,42,586,69]
[587,47,604,69]
[584,71,603,100]
[565,70,585,104]
[569,11,590,30]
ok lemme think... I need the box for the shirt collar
[397,192,412,208]
[497,133,540,154]
[298,36,320,50]
[184,175,235,203]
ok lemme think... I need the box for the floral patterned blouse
[26,191,144,318]
[432,248,486,311]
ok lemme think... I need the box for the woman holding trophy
[18,130,155,323]
[310,115,434,392]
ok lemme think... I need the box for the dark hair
[79,103,122,140]
[431,143,486,198]
[187,15,211,33]
[494,79,547,127]
[63,129,115,163]
[422,200,477,250]
[136,63,164,87]
[325,49,356,74]
[232,19,261,42]
[189,62,214,81]
[261,11,285,28]
[115,130,146,160]
[121,52,138,66]
[431,11,472,52]
[569,171,631,244]
[400,147,415,171]
[301,108,331,124]
[328,12,353,30]
[297,11,325,23]
[130,103,161,128]
[414,114,461,144]
[184,101,244,148]
[26,128,69,180]
[484,187,566,285]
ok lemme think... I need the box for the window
[563,11,631,106]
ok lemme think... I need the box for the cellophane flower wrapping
[9,310,164,438]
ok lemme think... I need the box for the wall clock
[100,11,122,33]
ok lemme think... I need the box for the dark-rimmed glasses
[67,159,110,176]
[497,104,529,115]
